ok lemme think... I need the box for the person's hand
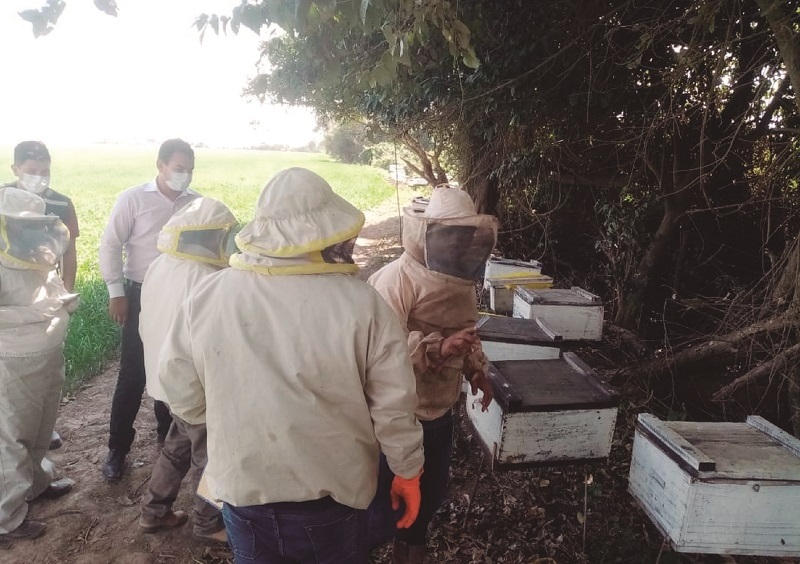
[108,296,129,326]
[390,471,423,529]
[469,372,494,411]
[441,327,479,357]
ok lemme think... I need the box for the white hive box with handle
[467,352,619,468]
[513,286,603,341]
[628,413,800,556]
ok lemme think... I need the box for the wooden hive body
[477,315,563,362]
[628,414,800,556]
[467,353,619,468]
[513,286,603,341]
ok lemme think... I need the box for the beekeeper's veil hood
[0,187,69,271]
[231,167,366,275]
[157,197,238,267]
[402,186,498,280]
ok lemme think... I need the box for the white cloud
[0,0,318,148]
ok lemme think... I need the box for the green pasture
[1,145,398,391]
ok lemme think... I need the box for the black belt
[123,278,142,289]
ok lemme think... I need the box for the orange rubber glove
[390,470,423,529]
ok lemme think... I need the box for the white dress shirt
[99,180,199,298]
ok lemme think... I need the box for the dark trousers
[108,283,172,454]
[140,416,222,535]
[367,410,454,548]
[223,497,368,564]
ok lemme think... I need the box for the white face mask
[20,174,50,195]
[165,171,192,193]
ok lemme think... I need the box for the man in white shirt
[98,139,199,482]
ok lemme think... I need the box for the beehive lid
[487,353,619,412]
[487,274,554,289]
[486,257,544,271]
[477,315,562,345]
[636,414,800,481]
[515,286,601,306]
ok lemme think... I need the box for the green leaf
[210,14,220,34]
[360,0,370,25]
[462,48,480,69]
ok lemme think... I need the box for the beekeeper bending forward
[367,186,498,563]
[158,168,424,563]
[138,197,238,543]
[0,188,79,541]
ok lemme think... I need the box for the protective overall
[138,197,237,538]
[158,168,424,563]
[367,186,498,555]
[0,188,77,534]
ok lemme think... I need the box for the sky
[0,0,319,149]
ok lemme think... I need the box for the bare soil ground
[4,196,799,564]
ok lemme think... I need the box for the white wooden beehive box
[477,314,563,362]
[466,352,619,468]
[486,275,554,315]
[483,257,543,285]
[628,414,800,556]
[513,286,603,341]
[483,257,549,315]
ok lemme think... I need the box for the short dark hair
[158,138,194,163]
[14,141,51,165]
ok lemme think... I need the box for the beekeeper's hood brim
[235,167,365,258]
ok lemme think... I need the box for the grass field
[1,145,398,391]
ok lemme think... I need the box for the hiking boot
[192,527,228,544]
[0,520,47,541]
[392,539,426,564]
[139,510,188,534]
[49,431,63,450]
[38,478,75,500]
[102,449,125,482]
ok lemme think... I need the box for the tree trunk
[755,0,800,115]
[460,141,500,215]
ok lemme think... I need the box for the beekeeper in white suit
[158,167,424,563]
[0,187,78,541]
[138,197,237,543]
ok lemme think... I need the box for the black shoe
[38,478,75,500]
[49,431,63,451]
[102,449,125,482]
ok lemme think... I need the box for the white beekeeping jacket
[0,187,78,356]
[139,197,237,402]
[157,168,424,509]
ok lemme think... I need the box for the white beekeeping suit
[137,197,237,540]
[157,167,424,513]
[139,197,238,404]
[0,187,78,536]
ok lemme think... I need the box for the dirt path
[0,196,408,564]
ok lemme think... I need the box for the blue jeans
[367,410,454,548]
[223,497,368,564]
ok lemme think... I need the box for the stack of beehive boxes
[483,257,553,314]
[469,262,616,468]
